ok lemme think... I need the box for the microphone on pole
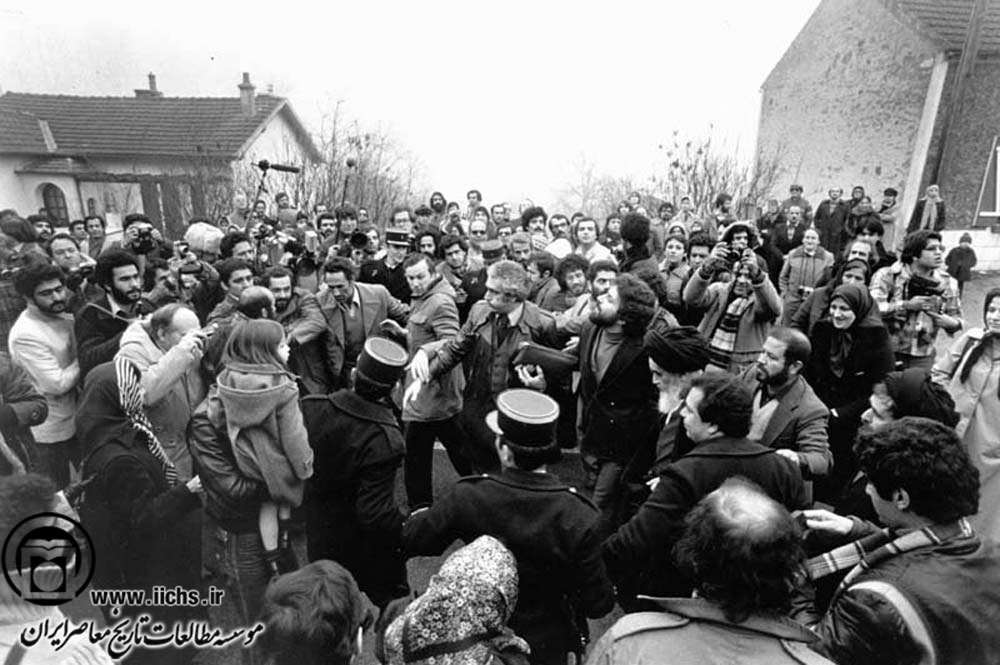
[256,160,301,174]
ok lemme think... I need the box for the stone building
[0,73,321,238]
[757,0,1000,266]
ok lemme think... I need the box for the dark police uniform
[401,389,615,665]
[358,228,412,302]
[359,257,410,303]
[301,338,410,608]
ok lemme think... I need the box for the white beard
[658,388,682,415]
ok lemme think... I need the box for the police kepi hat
[485,389,559,448]
[385,228,411,246]
[356,337,408,387]
[481,239,505,261]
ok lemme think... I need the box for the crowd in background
[0,177,998,665]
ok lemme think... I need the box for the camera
[252,223,273,241]
[725,244,742,264]
[132,227,156,254]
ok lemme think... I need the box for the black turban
[644,326,710,375]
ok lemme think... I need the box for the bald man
[588,478,831,665]
[116,303,210,478]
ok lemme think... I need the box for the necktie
[495,313,510,345]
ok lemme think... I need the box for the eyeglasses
[485,286,517,300]
[470,230,488,237]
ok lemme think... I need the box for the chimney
[239,72,256,116]
[134,72,163,98]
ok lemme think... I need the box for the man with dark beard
[521,273,658,535]
[740,327,831,501]
[9,263,76,485]
[429,191,448,227]
[75,248,151,380]
[264,266,336,395]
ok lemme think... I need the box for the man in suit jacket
[405,260,561,473]
[317,257,408,388]
[772,206,807,256]
[741,327,831,501]
[603,373,807,604]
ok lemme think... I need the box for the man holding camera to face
[683,228,782,375]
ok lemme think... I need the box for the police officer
[301,337,410,609]
[402,389,615,665]
[359,227,411,302]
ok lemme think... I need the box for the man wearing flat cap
[301,337,411,609]
[359,227,412,302]
[403,389,615,665]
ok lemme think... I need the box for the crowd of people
[0,179,998,665]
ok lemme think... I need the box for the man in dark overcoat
[301,337,409,609]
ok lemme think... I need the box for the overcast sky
[1,0,820,208]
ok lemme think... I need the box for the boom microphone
[256,160,301,174]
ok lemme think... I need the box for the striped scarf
[707,295,753,371]
[806,518,973,597]
[114,356,179,486]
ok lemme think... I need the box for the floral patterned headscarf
[383,536,529,664]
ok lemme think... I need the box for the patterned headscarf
[383,536,529,664]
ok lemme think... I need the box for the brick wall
[757,0,942,208]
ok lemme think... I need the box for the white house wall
[0,155,84,220]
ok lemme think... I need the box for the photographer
[683,239,782,374]
[121,213,170,270]
[115,303,209,478]
[143,257,180,308]
[45,232,99,314]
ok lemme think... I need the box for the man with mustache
[9,262,79,486]
[75,248,150,380]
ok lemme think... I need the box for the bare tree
[650,129,786,218]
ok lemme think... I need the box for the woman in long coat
[805,283,895,506]
[933,288,1000,542]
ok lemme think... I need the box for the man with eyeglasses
[404,260,562,473]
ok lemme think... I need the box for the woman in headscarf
[76,357,204,665]
[933,288,1000,542]
[805,283,894,506]
[380,536,529,665]
[789,258,871,336]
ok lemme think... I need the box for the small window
[42,184,68,224]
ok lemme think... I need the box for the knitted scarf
[707,293,753,371]
[806,518,973,598]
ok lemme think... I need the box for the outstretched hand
[797,509,854,536]
[403,379,425,407]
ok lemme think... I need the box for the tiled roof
[0,108,47,153]
[891,0,1000,53]
[0,93,321,161]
